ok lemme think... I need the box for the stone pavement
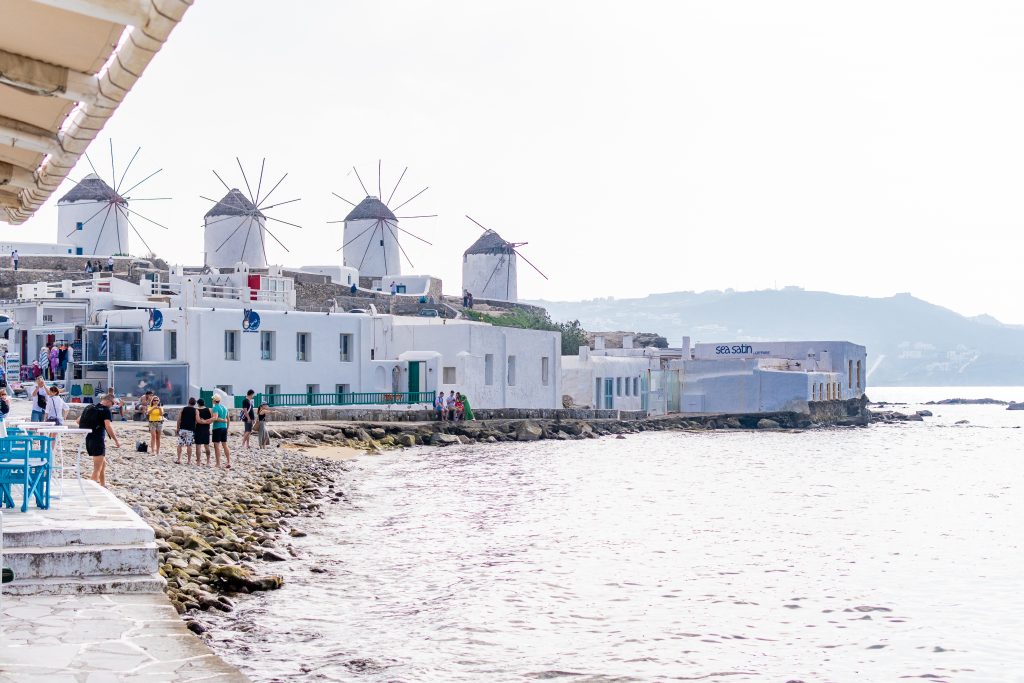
[0,593,248,681]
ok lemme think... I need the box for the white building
[59,174,131,257]
[204,189,268,268]
[561,335,661,411]
[462,229,517,302]
[342,196,400,278]
[674,340,867,414]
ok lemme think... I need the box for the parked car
[0,314,11,339]
[348,308,369,314]
[418,309,440,318]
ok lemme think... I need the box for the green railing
[224,390,436,409]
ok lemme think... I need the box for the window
[595,377,602,406]
[335,384,350,395]
[485,354,494,385]
[633,377,640,396]
[625,376,631,396]
[848,360,853,389]
[856,360,862,389]
[260,331,275,360]
[616,377,622,396]
[76,221,83,231]
[507,355,516,386]
[264,384,279,397]
[166,330,177,360]
[443,366,456,384]
[216,384,233,395]
[370,348,375,360]
[306,384,319,395]
[339,334,353,362]
[541,357,550,386]
[296,333,310,362]
[224,331,239,361]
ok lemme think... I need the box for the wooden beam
[0,115,61,155]
[28,0,150,27]
[0,49,99,102]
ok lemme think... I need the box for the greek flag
[98,321,109,359]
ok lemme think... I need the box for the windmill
[57,140,170,257]
[201,158,303,268]
[462,216,548,303]
[328,161,435,278]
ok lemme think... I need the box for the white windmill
[461,216,548,303]
[201,158,302,268]
[58,141,169,257]
[329,161,434,278]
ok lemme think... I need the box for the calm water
[206,389,1024,682]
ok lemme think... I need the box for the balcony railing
[220,390,437,409]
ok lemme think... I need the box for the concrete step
[1,523,153,549]
[2,542,158,580]
[1,572,166,596]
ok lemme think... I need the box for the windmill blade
[352,166,369,196]
[514,247,549,280]
[385,223,416,269]
[386,166,407,206]
[258,197,301,211]
[391,186,428,213]
[117,205,155,256]
[109,139,117,192]
[201,213,248,229]
[116,145,140,194]
[84,151,101,179]
[465,215,491,233]
[395,215,437,219]
[236,157,256,204]
[384,218,433,245]
[91,204,114,255]
[255,213,270,265]
[377,159,382,202]
[337,222,376,251]
[261,223,292,253]
[123,197,171,202]
[258,172,288,207]
[265,215,303,230]
[120,168,163,197]
[211,169,232,193]
[212,215,250,252]
[121,206,170,230]
[64,201,113,238]
[356,220,379,271]
[481,253,506,295]
[239,214,254,260]
[254,158,266,205]
[199,195,221,204]
[332,192,356,207]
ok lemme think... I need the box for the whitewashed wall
[462,251,517,302]
[0,241,75,256]
[561,354,656,410]
[204,215,268,268]
[343,218,400,278]
[59,200,130,256]
[676,357,844,414]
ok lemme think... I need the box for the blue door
[75,248,83,255]
[603,378,614,409]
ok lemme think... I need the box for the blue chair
[0,436,53,511]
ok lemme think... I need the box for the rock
[916,410,933,417]
[288,528,307,538]
[1008,402,1024,411]
[615,434,626,439]
[310,565,328,574]
[756,419,780,430]
[955,419,969,425]
[398,434,417,447]
[904,413,924,421]
[262,549,288,562]
[186,620,207,635]
[515,421,543,441]
[429,433,461,447]
[369,427,387,439]
[355,428,372,442]
[457,435,473,445]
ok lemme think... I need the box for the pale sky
[5,1,1023,323]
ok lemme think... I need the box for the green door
[408,361,421,398]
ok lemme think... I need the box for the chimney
[622,334,634,349]
[594,335,605,350]
[681,336,691,358]
[579,345,590,361]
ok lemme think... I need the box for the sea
[203,387,1024,683]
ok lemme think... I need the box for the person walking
[240,389,256,450]
[57,344,68,380]
[147,396,165,455]
[210,394,231,468]
[350,282,357,295]
[11,249,19,271]
[45,386,68,425]
[48,345,59,382]
[176,397,198,465]
[80,394,120,487]
[30,376,47,422]
[257,402,270,448]
[390,281,397,296]
[462,289,469,308]
[194,398,213,466]
[106,255,114,272]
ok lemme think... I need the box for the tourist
[81,394,121,488]
[210,394,231,469]
[463,289,469,307]
[30,360,42,380]
[459,392,474,421]
[350,282,357,295]
[104,388,126,421]
[257,402,270,448]
[106,255,114,272]
[445,390,457,422]
[11,249,19,271]
[85,261,93,274]
[136,389,153,421]
[434,392,445,421]
[0,388,10,435]
[45,385,68,425]
[147,396,165,455]
[454,392,464,421]
[240,389,256,450]
[48,345,59,382]
[176,397,198,465]
[57,343,68,380]
[194,398,213,466]
[30,376,47,422]
[468,291,474,309]
[390,281,397,296]
[38,345,50,380]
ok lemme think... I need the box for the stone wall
[808,396,870,425]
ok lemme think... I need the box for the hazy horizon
[3,1,1021,324]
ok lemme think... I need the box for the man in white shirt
[11,249,19,271]
[106,256,114,272]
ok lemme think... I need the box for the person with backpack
[45,385,68,425]
[147,396,165,455]
[240,389,256,450]
[30,377,47,422]
[79,394,121,487]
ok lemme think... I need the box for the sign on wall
[242,309,260,333]
[148,309,163,332]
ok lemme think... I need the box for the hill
[531,288,1024,386]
